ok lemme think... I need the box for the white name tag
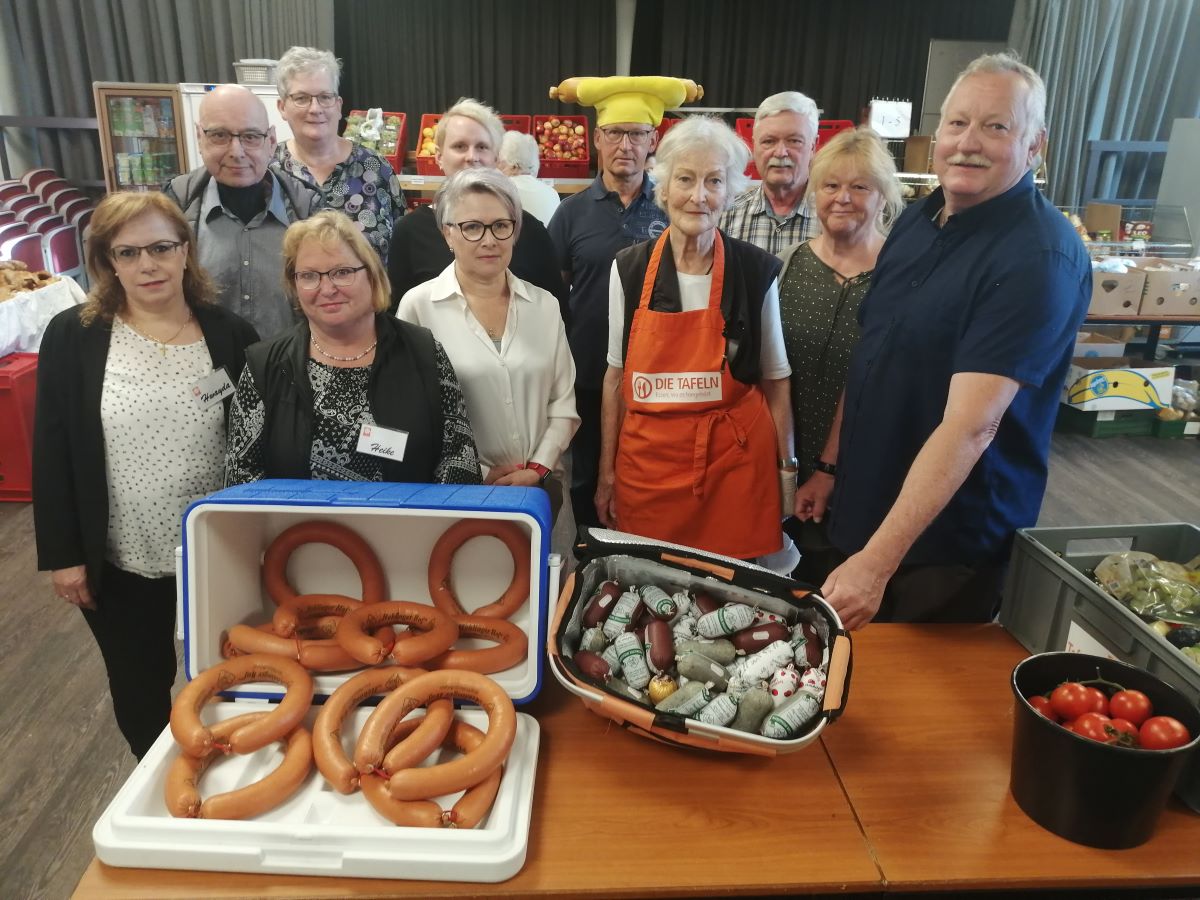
[631,371,722,404]
[192,368,234,407]
[357,423,408,461]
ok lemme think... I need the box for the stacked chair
[0,168,95,287]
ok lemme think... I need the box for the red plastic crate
[406,196,433,211]
[500,114,531,134]
[343,110,407,176]
[816,119,855,151]
[655,115,684,141]
[0,352,38,502]
[734,117,758,179]
[533,115,589,179]
[414,113,444,175]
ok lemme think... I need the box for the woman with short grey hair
[398,168,578,525]
[597,115,798,571]
[498,131,561,226]
[272,45,404,265]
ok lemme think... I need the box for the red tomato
[1140,716,1192,750]
[1071,711,1113,742]
[1083,686,1109,716]
[1109,690,1153,727]
[1107,718,1140,742]
[1027,695,1059,721]
[1050,682,1093,721]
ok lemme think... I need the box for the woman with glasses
[272,46,404,266]
[398,169,578,523]
[225,210,480,486]
[32,191,259,760]
[387,97,568,319]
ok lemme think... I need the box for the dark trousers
[569,385,603,528]
[80,562,178,760]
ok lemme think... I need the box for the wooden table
[72,672,880,898]
[822,623,1200,893]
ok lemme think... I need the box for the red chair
[19,204,54,225]
[20,168,57,193]
[36,179,71,202]
[1,232,44,269]
[33,214,65,235]
[4,194,39,214]
[44,223,84,281]
[59,197,90,222]
[51,189,87,213]
[0,210,16,226]
[0,183,26,204]
[72,207,92,234]
[0,221,29,247]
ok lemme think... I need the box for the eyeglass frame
[293,264,367,290]
[108,240,186,267]
[200,127,272,149]
[286,92,340,109]
[596,125,657,146]
[447,219,517,242]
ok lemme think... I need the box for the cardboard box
[1089,269,1146,316]
[1134,258,1200,317]
[1073,332,1128,358]
[1063,357,1175,411]
[1084,202,1123,240]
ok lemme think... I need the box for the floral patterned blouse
[274,141,405,266]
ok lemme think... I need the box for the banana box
[1062,357,1175,412]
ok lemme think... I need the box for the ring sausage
[313,666,452,793]
[256,616,342,640]
[356,669,516,801]
[170,654,314,756]
[425,615,528,674]
[165,713,313,819]
[224,623,366,673]
[427,520,531,620]
[336,601,458,666]
[263,520,388,607]
[273,592,363,638]
[361,718,503,828]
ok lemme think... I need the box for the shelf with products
[93,82,188,193]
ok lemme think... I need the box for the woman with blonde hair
[226,210,480,485]
[33,190,258,759]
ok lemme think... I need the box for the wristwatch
[812,456,837,476]
[524,462,552,484]
[778,456,798,470]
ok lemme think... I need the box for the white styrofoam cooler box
[94,479,556,882]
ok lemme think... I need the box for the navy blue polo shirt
[548,175,668,388]
[828,172,1091,567]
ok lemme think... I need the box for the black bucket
[1010,652,1200,849]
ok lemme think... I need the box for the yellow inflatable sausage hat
[549,76,704,126]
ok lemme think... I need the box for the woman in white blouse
[398,168,578,522]
[33,192,258,759]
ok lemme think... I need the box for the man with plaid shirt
[720,91,821,254]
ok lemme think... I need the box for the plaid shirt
[719,185,820,255]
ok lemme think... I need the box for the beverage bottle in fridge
[142,100,158,137]
[158,98,173,138]
[116,152,131,186]
[108,98,125,137]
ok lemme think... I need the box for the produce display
[1024,675,1193,750]
[566,579,830,740]
[536,117,587,161]
[343,109,404,161]
[1093,550,1200,665]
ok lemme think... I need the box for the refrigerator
[177,83,293,178]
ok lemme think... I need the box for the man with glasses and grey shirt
[720,91,821,254]
[164,84,323,339]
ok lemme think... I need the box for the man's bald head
[196,84,276,187]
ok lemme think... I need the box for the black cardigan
[32,303,259,592]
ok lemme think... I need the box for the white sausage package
[549,528,852,755]
[93,479,557,882]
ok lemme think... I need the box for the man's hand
[794,471,834,522]
[52,565,96,611]
[494,468,541,487]
[594,474,618,528]
[483,463,521,485]
[820,551,894,631]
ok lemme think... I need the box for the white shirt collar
[428,262,534,304]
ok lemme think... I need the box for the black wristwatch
[812,456,837,476]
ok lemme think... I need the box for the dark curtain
[335,0,616,151]
[651,0,1015,124]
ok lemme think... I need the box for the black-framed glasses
[287,92,339,109]
[294,265,366,290]
[597,126,655,146]
[109,240,185,267]
[201,127,270,149]
[449,219,516,242]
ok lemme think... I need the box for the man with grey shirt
[164,84,322,339]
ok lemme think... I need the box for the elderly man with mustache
[720,91,821,254]
[794,53,1090,631]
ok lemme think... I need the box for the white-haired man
[498,130,560,226]
[719,91,821,253]
[796,53,1091,630]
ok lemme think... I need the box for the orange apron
[615,229,780,558]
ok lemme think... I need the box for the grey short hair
[276,46,341,98]
[435,98,505,154]
[652,116,750,211]
[807,126,904,234]
[499,131,540,176]
[754,91,819,140]
[434,167,524,240]
[941,51,1047,142]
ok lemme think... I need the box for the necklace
[310,332,378,362]
[122,310,193,356]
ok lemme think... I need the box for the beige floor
[3,432,1199,900]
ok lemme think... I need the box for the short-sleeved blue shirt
[548,175,668,389]
[828,172,1091,567]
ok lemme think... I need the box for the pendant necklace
[311,332,378,362]
[123,310,193,357]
